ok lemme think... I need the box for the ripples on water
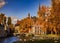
[0,37,20,43]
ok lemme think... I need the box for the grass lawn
[13,34,60,43]
[13,39,59,43]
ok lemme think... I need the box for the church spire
[38,4,40,11]
[37,4,41,18]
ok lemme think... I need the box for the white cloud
[0,0,6,8]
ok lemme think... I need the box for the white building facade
[32,24,45,35]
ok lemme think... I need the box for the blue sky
[0,0,51,19]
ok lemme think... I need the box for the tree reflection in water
[0,37,20,43]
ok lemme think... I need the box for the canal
[0,37,20,43]
[0,36,60,43]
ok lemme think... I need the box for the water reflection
[0,37,20,43]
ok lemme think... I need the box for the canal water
[0,37,20,43]
[0,36,59,43]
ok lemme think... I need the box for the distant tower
[7,17,12,25]
[37,4,41,18]
[28,13,30,18]
[37,4,47,18]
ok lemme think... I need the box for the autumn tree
[48,0,60,34]
[18,13,34,33]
